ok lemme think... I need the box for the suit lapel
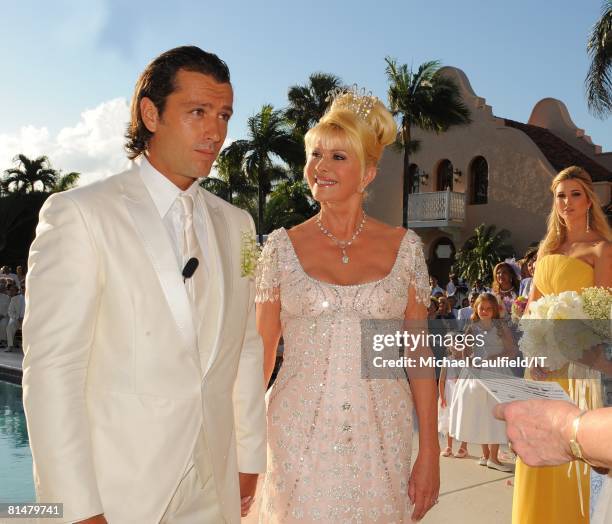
[120,169,197,351]
[198,190,230,376]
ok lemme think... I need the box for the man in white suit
[23,46,266,523]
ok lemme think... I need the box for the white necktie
[179,193,212,487]
[179,194,205,326]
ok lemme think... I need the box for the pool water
[0,381,35,502]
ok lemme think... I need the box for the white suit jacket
[22,164,266,523]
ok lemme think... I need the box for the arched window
[409,163,420,193]
[436,159,453,191]
[470,156,488,204]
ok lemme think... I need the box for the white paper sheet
[465,368,572,403]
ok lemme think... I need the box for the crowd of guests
[0,265,26,353]
[427,250,537,323]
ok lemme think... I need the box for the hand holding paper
[493,399,580,466]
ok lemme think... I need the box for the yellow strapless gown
[513,254,598,524]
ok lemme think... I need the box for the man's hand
[493,400,580,466]
[239,472,258,517]
[75,515,107,524]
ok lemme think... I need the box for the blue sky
[0,0,609,183]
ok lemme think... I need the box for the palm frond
[286,72,344,134]
[52,171,80,192]
[453,224,514,284]
[585,0,612,117]
[2,154,62,193]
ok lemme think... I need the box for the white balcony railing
[406,189,466,227]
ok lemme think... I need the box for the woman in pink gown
[255,89,439,523]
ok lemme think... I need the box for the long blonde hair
[538,166,612,259]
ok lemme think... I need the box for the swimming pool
[0,381,35,502]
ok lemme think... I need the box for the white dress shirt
[138,156,209,280]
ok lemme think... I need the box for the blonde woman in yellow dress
[512,166,612,524]
[255,89,440,523]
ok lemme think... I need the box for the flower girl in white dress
[449,293,515,472]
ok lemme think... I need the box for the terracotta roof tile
[503,119,612,183]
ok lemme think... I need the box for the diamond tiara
[326,84,378,122]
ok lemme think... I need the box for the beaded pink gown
[255,228,430,523]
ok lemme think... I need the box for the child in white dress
[438,337,469,458]
[449,293,515,472]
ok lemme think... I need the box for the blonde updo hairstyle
[304,92,397,174]
[538,166,612,259]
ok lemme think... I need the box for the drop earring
[586,208,591,233]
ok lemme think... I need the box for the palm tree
[385,57,472,228]
[452,224,514,285]
[199,176,231,201]
[222,104,302,242]
[202,148,256,205]
[51,171,80,192]
[0,157,79,263]
[285,73,345,136]
[265,180,318,231]
[586,0,612,117]
[1,154,59,193]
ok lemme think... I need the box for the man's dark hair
[125,46,231,159]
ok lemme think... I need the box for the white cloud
[0,102,241,187]
[0,98,131,187]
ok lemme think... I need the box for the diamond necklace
[315,212,366,264]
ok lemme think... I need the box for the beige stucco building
[366,67,612,284]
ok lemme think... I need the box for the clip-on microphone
[182,257,199,282]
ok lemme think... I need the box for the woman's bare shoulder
[286,217,325,252]
[594,239,612,259]
[286,217,315,240]
[366,217,407,242]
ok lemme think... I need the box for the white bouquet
[519,288,611,370]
